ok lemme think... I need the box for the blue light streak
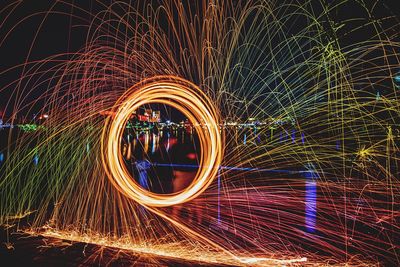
[303,164,318,233]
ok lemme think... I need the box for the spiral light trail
[102,76,223,207]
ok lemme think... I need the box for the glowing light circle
[101,76,223,207]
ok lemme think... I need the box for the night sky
[1,0,399,117]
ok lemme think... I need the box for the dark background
[1,0,399,118]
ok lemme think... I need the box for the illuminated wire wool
[101,76,223,207]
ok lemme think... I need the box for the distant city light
[394,72,400,88]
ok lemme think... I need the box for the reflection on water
[1,126,322,230]
[291,129,296,144]
[122,127,204,223]
[121,127,321,230]
[304,163,318,233]
[33,153,39,166]
[122,128,200,196]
